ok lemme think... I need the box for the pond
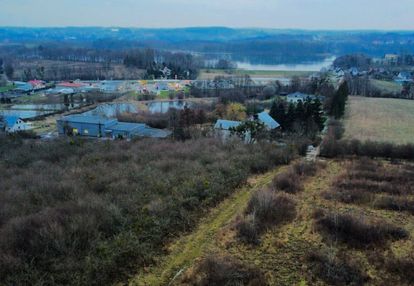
[147,100,191,114]
[1,104,80,119]
[10,104,80,111]
[0,109,55,119]
[83,103,138,118]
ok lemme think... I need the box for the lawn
[0,84,15,93]
[343,96,414,144]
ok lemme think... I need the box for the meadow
[343,96,414,144]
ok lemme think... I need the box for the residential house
[14,81,33,93]
[395,72,413,84]
[28,80,46,90]
[287,92,313,104]
[214,112,280,141]
[214,119,242,141]
[0,116,30,133]
[256,111,280,130]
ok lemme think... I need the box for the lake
[236,56,335,72]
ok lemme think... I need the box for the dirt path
[128,166,289,286]
[215,160,341,286]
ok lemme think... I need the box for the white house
[0,116,31,133]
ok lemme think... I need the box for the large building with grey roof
[57,115,171,139]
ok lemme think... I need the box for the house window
[84,129,89,134]
[73,128,79,135]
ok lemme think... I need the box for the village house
[56,81,87,92]
[214,112,280,141]
[256,111,281,130]
[28,80,46,90]
[14,81,33,93]
[0,116,30,133]
[395,72,413,84]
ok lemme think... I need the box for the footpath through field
[128,166,289,286]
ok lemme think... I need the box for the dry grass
[343,96,414,144]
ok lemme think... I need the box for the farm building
[0,116,30,133]
[57,115,171,139]
[57,115,117,137]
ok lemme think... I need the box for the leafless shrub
[314,210,408,248]
[307,249,369,286]
[236,190,296,244]
[181,254,266,286]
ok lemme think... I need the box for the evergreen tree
[330,81,349,119]
[312,99,325,131]
[269,100,286,129]
[285,103,296,131]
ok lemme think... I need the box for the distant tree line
[124,49,202,80]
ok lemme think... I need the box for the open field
[130,159,414,286]
[198,69,313,80]
[343,96,414,144]
[370,79,402,94]
[128,159,414,285]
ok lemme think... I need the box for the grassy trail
[128,166,287,286]
[220,160,342,286]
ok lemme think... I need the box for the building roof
[107,122,146,132]
[214,119,242,130]
[59,115,117,125]
[28,80,45,86]
[2,116,21,127]
[135,127,172,138]
[257,112,280,129]
[57,82,86,88]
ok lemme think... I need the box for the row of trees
[327,81,349,119]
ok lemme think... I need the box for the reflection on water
[148,101,190,114]
[10,104,79,111]
[236,57,335,72]
[83,103,138,118]
[1,104,80,119]
[0,109,55,119]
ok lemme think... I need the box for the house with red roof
[28,80,46,90]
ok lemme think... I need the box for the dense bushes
[181,254,266,286]
[320,137,414,160]
[0,137,293,285]
[236,190,296,244]
[314,210,409,248]
[323,160,414,209]
[272,161,320,194]
[307,250,369,286]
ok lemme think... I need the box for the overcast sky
[1,0,413,30]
